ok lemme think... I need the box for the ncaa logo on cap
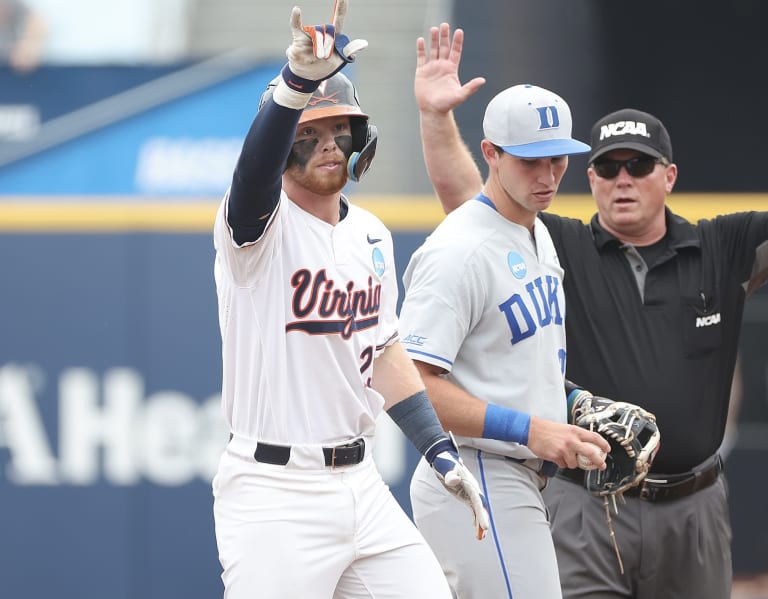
[598,120,651,141]
[589,108,673,163]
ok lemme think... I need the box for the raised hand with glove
[273,0,368,109]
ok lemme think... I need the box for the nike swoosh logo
[367,234,382,244]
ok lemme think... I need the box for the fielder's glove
[572,395,661,497]
[284,0,368,89]
[425,434,490,540]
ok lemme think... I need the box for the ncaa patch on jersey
[507,251,527,279]
[372,247,385,276]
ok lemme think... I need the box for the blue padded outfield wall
[1,63,767,597]
[3,219,768,598]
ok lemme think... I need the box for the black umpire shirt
[540,207,768,474]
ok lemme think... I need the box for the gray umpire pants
[543,474,732,599]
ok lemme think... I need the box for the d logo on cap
[536,106,561,130]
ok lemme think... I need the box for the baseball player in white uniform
[211,5,488,598]
[399,24,610,599]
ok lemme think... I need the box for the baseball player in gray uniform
[210,4,489,598]
[398,25,611,599]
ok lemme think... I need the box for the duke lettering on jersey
[600,120,650,140]
[498,275,563,344]
[288,268,381,339]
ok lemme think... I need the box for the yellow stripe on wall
[0,200,218,232]
[0,194,766,233]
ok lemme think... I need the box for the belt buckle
[329,439,363,468]
[639,483,656,502]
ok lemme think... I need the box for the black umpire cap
[589,108,673,164]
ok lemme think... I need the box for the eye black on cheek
[287,138,318,168]
[334,135,354,159]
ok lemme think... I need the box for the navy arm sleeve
[227,98,302,245]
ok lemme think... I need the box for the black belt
[236,437,366,467]
[557,454,723,503]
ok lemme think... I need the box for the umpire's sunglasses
[591,156,664,179]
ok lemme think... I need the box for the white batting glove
[284,0,368,87]
[426,434,490,540]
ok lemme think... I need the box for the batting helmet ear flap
[347,123,377,182]
[350,117,369,152]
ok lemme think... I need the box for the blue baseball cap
[482,84,590,158]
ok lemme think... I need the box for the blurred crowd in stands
[1,0,193,72]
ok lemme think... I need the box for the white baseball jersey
[399,198,567,459]
[213,190,399,445]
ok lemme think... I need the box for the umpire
[539,108,768,599]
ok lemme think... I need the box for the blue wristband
[483,404,530,445]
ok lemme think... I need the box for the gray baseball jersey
[400,198,568,452]
[399,197,568,599]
